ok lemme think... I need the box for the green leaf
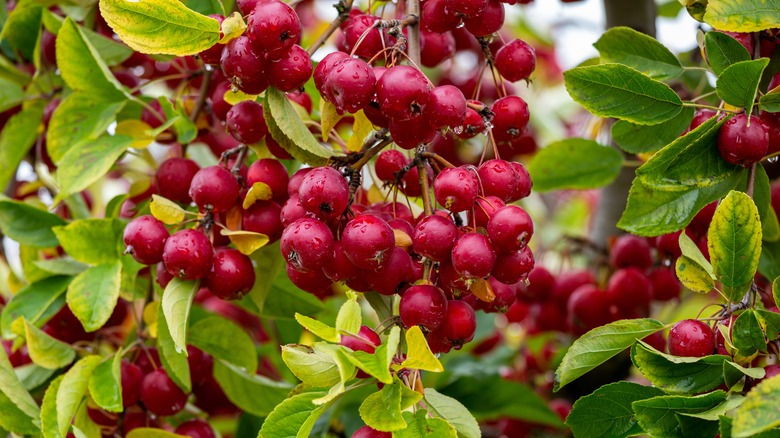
[716,59,769,117]
[127,429,188,438]
[246,243,287,314]
[213,360,292,417]
[676,256,716,293]
[618,170,743,237]
[335,291,361,335]
[250,268,324,320]
[56,356,101,437]
[732,375,780,437]
[99,0,220,56]
[755,309,780,342]
[342,326,400,384]
[708,190,762,301]
[157,306,191,393]
[56,135,132,199]
[161,278,199,354]
[40,375,63,438]
[527,139,622,192]
[0,2,42,59]
[55,19,129,102]
[1,275,69,337]
[393,410,457,438]
[88,354,123,413]
[704,31,752,76]
[593,26,683,80]
[566,381,664,438]
[33,257,90,276]
[359,379,421,432]
[157,97,197,144]
[759,91,780,113]
[680,395,744,421]
[258,389,331,438]
[398,325,443,373]
[0,102,44,191]
[52,218,125,265]
[423,388,481,438]
[753,164,780,241]
[0,343,40,434]
[0,76,25,113]
[294,314,339,343]
[189,316,258,373]
[732,310,767,357]
[636,114,738,190]
[23,319,75,370]
[41,10,133,66]
[311,343,355,405]
[282,344,341,388]
[563,63,684,125]
[704,0,780,32]
[554,318,665,391]
[438,375,563,427]
[265,87,334,166]
[47,92,125,164]
[66,261,122,332]
[724,361,765,388]
[632,391,726,438]
[611,106,694,154]
[631,341,727,394]
[0,200,67,248]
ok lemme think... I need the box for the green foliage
[703,0,780,32]
[527,139,623,191]
[264,87,334,166]
[731,376,780,437]
[52,219,125,265]
[0,344,41,434]
[422,389,481,438]
[56,135,132,200]
[566,381,664,438]
[66,260,123,332]
[563,64,683,125]
[611,107,694,154]
[632,390,726,437]
[23,319,75,370]
[631,342,727,394]
[0,103,44,191]
[56,356,101,437]
[213,360,292,417]
[593,26,683,80]
[716,59,769,117]
[161,278,199,354]
[1,276,69,337]
[704,31,751,76]
[258,390,332,438]
[189,316,259,372]
[88,353,123,413]
[157,304,192,392]
[554,318,666,391]
[358,378,422,432]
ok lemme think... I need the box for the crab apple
[121,360,143,407]
[199,15,225,65]
[448,0,489,17]
[420,30,456,67]
[433,300,477,348]
[491,96,530,144]
[343,14,387,59]
[340,326,381,354]
[477,159,519,201]
[483,278,517,313]
[399,284,449,331]
[610,234,653,270]
[203,248,255,300]
[487,205,534,252]
[288,167,313,196]
[155,158,200,204]
[412,214,459,261]
[163,229,214,280]
[281,217,334,272]
[491,246,534,284]
[188,165,240,213]
[567,284,613,333]
[648,267,681,301]
[473,196,505,228]
[140,368,189,416]
[389,114,438,149]
[517,265,555,302]
[297,166,349,221]
[375,150,409,182]
[242,200,284,242]
[433,166,479,212]
[464,0,505,37]
[226,100,268,144]
[376,66,431,121]
[668,319,715,357]
[210,81,233,121]
[510,162,532,200]
[458,102,486,139]
[690,109,718,131]
[452,233,496,279]
[323,241,361,282]
[606,268,653,311]
[353,426,391,438]
[122,408,159,436]
[280,195,309,227]
[246,158,289,204]
[286,264,333,297]
[220,36,270,94]
[123,215,169,265]
[246,0,301,59]
[341,214,395,271]
[186,345,214,385]
[175,419,216,438]
[326,57,377,113]
[267,45,312,91]
[717,113,769,166]
[366,247,415,295]
[495,39,536,82]
[424,85,467,130]
[422,0,462,33]
[313,51,350,96]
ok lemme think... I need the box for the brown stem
[350,137,392,171]
[190,67,213,123]
[420,151,456,170]
[746,163,757,198]
[406,0,421,66]
[417,147,433,216]
[306,0,355,56]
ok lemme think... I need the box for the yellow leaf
[242,182,273,209]
[143,301,159,338]
[469,277,495,302]
[149,194,186,224]
[115,120,155,149]
[223,88,259,106]
[218,12,246,44]
[347,110,374,152]
[397,326,444,373]
[127,428,187,438]
[220,229,269,254]
[320,99,342,142]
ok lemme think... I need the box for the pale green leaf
[281,344,340,388]
[294,314,339,343]
[156,306,191,392]
[213,360,292,417]
[56,135,132,199]
[732,375,780,437]
[423,388,481,438]
[594,26,683,80]
[393,410,457,438]
[265,87,334,166]
[528,139,623,191]
[56,356,101,438]
[66,261,122,332]
[87,354,123,413]
[258,390,331,438]
[24,319,75,370]
[704,0,780,32]
[188,316,257,373]
[0,200,66,248]
[0,102,44,191]
[161,277,199,354]
[0,276,69,337]
[52,218,125,265]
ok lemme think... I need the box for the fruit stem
[420,151,456,170]
[682,102,740,114]
[406,0,421,66]
[416,150,433,217]
[190,66,214,124]
[746,163,756,198]
[349,137,392,171]
[306,0,355,56]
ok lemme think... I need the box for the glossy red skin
[491,246,534,284]
[313,51,350,96]
[286,264,333,297]
[343,14,388,59]
[399,284,449,331]
[452,233,496,279]
[463,0,505,37]
[376,65,431,121]
[449,0,489,17]
[247,158,290,204]
[717,114,769,166]
[510,162,533,200]
[120,360,143,407]
[491,95,530,144]
[280,217,335,272]
[420,30,455,67]
[609,234,653,270]
[482,277,517,313]
[433,167,479,212]
[352,425,391,438]
[189,165,240,213]
[163,229,213,280]
[567,284,613,334]
[186,345,214,385]
[175,419,216,438]
[199,15,225,65]
[297,166,349,221]
[246,0,301,59]
[226,100,268,144]
[487,205,534,252]
[412,215,459,261]
[668,319,715,357]
[220,36,269,94]
[366,247,415,295]
[433,300,477,348]
[203,247,256,300]
[495,38,536,82]
[341,214,395,271]
[425,85,467,129]
[375,150,409,182]
[422,0,462,33]
[140,368,189,416]
[242,200,283,242]
[340,326,381,353]
[155,158,200,204]
[478,159,519,201]
[267,45,312,91]
[326,57,377,114]
[606,267,653,311]
[516,266,555,302]
[123,215,169,265]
